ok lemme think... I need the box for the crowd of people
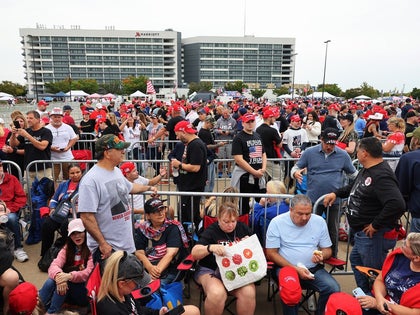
[0,95,419,315]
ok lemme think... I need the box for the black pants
[239,174,266,214]
[40,217,68,256]
[180,187,205,228]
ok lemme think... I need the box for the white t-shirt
[78,165,135,253]
[282,128,308,158]
[266,212,332,269]
[45,123,77,160]
[130,176,149,210]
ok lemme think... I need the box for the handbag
[215,234,267,291]
[50,189,78,224]
[146,281,183,310]
[37,237,65,272]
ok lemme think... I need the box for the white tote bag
[215,234,267,291]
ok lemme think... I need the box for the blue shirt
[295,144,356,203]
[266,212,332,268]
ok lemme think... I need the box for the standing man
[35,99,49,118]
[266,195,340,315]
[198,116,226,192]
[291,128,358,257]
[256,108,283,181]
[214,107,237,178]
[324,137,406,293]
[45,107,78,181]
[396,126,420,232]
[322,103,342,132]
[10,110,53,184]
[78,134,157,263]
[170,120,207,228]
[403,110,419,152]
[231,113,266,214]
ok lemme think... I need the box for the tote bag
[215,234,267,291]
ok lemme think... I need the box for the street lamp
[321,40,331,105]
[291,53,298,99]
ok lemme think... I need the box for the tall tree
[121,76,148,95]
[224,81,248,93]
[0,81,26,96]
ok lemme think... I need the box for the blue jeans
[411,217,420,233]
[278,266,340,315]
[39,278,88,313]
[6,212,22,249]
[350,229,396,293]
[205,161,215,193]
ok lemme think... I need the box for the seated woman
[0,223,19,314]
[40,163,82,258]
[191,202,256,315]
[97,250,200,315]
[135,198,189,285]
[382,117,405,171]
[251,180,289,244]
[357,232,420,315]
[39,219,93,315]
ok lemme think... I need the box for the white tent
[354,95,371,100]
[0,96,14,101]
[0,92,13,98]
[306,91,336,99]
[277,94,301,99]
[66,90,88,97]
[130,90,147,97]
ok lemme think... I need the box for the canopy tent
[0,96,14,101]
[103,93,116,99]
[277,94,301,99]
[306,91,336,99]
[54,91,67,97]
[88,93,102,98]
[66,90,88,97]
[0,92,13,98]
[130,90,147,97]
[354,95,371,100]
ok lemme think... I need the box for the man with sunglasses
[231,113,267,214]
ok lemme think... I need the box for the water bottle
[172,167,179,177]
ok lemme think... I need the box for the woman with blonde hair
[97,250,199,315]
[382,117,405,157]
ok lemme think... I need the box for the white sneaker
[14,248,29,262]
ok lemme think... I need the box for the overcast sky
[1,0,419,93]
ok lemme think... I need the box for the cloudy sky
[1,0,419,93]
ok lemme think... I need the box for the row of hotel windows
[38,36,173,43]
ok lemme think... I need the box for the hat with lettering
[406,126,420,139]
[278,266,302,306]
[95,134,130,156]
[325,292,362,315]
[120,161,136,177]
[96,103,103,109]
[38,100,48,106]
[368,113,384,120]
[321,128,340,144]
[290,115,301,122]
[263,109,276,119]
[144,197,167,214]
[67,218,85,236]
[8,282,38,315]
[328,104,340,112]
[118,252,151,288]
[174,120,197,134]
[242,113,256,123]
[49,107,63,116]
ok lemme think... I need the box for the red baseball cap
[171,104,182,112]
[328,104,340,112]
[290,115,301,122]
[38,100,48,106]
[279,266,302,306]
[242,113,256,123]
[120,162,136,177]
[325,292,362,315]
[263,109,276,119]
[8,282,38,315]
[174,120,197,133]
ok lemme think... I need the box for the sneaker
[14,248,29,262]
[218,172,223,178]
[307,294,316,311]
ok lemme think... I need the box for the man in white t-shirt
[266,194,340,315]
[45,107,78,181]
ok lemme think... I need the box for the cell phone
[13,121,20,129]
[166,304,185,315]
[383,303,389,312]
[352,287,366,297]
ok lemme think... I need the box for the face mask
[0,215,8,224]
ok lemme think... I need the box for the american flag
[146,80,156,94]
[249,145,262,158]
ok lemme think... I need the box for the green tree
[45,78,73,94]
[99,80,123,95]
[188,81,213,94]
[0,81,26,96]
[121,76,148,95]
[272,86,289,96]
[251,89,266,99]
[359,82,380,98]
[224,81,248,93]
[410,88,420,100]
[317,83,342,97]
[71,79,99,94]
[342,88,362,100]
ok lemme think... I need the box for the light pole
[321,40,331,105]
[291,53,298,99]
